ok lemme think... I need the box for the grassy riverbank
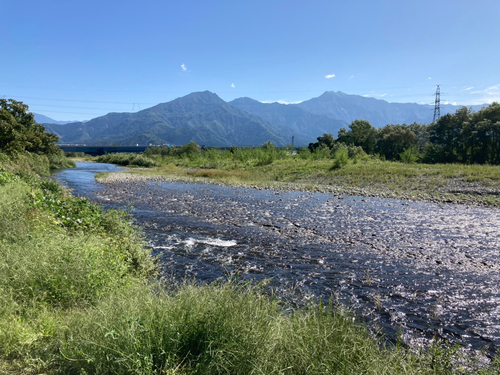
[1,156,498,373]
[95,149,500,206]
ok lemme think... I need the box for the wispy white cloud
[349,75,355,79]
[231,83,235,88]
[181,64,187,71]
[484,84,500,104]
[459,84,500,105]
[464,86,474,91]
[469,85,499,96]
[325,74,336,79]
[485,84,500,93]
[428,77,432,80]
[380,93,387,97]
[362,94,369,97]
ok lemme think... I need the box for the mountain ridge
[41,90,490,146]
[45,91,301,146]
[295,91,486,127]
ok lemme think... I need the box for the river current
[53,162,500,356]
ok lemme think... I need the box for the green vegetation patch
[97,152,157,167]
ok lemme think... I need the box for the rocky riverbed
[92,171,500,358]
[97,171,500,207]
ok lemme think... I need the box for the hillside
[46,91,303,146]
[296,91,486,128]
[43,90,489,146]
[229,97,347,142]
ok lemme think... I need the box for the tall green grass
[0,151,75,178]
[0,176,156,372]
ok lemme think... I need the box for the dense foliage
[0,98,75,170]
[0,99,60,155]
[307,103,500,165]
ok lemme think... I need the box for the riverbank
[95,159,500,207]
[95,172,500,356]
[2,160,499,373]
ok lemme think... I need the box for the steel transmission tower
[433,85,441,122]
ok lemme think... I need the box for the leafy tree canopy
[338,119,377,153]
[375,124,417,160]
[0,99,61,155]
[308,133,335,152]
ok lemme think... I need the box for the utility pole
[433,85,441,122]
[292,135,295,148]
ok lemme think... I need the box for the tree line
[309,102,500,164]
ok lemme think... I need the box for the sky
[2,0,500,121]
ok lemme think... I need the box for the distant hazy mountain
[296,91,487,128]
[45,91,303,146]
[229,97,347,143]
[33,113,81,125]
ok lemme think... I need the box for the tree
[0,99,61,155]
[407,122,429,153]
[460,102,500,164]
[337,119,376,154]
[308,133,335,153]
[425,103,500,164]
[375,124,417,160]
[427,107,471,163]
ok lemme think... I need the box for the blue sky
[2,0,499,121]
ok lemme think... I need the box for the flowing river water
[53,162,500,357]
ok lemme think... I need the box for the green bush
[400,145,420,164]
[331,149,349,170]
[180,141,201,156]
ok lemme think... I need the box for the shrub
[400,146,420,164]
[331,149,349,170]
[179,142,201,157]
[311,144,331,160]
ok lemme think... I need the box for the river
[52,162,500,357]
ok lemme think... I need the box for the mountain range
[42,91,487,147]
[33,113,82,125]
